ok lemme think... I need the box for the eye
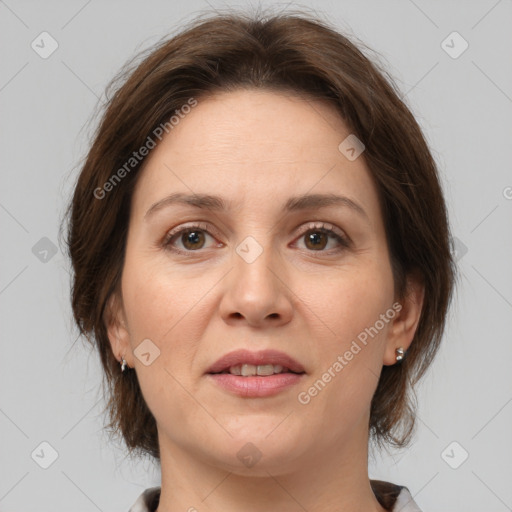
[162,222,222,253]
[294,222,350,253]
[162,221,350,255]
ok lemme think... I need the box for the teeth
[229,364,285,376]
[229,365,242,376]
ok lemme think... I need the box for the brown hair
[61,7,456,504]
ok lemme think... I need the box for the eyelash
[161,221,351,256]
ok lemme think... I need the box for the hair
[61,6,456,507]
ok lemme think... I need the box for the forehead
[130,88,380,222]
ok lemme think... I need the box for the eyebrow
[144,192,369,222]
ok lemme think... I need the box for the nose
[218,239,294,328]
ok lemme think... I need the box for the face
[107,89,421,474]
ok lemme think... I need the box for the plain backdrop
[1,1,511,511]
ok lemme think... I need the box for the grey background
[1,0,511,510]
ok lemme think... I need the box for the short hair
[62,8,456,468]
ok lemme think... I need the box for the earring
[121,356,128,372]
[395,347,405,362]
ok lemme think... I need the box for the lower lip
[207,372,304,397]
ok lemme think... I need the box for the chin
[200,422,308,474]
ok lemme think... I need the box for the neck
[155,422,387,512]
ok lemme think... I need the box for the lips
[206,349,306,375]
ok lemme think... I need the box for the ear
[383,272,425,366]
[104,291,133,368]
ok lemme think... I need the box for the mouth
[210,364,304,377]
[206,349,306,398]
[206,349,306,375]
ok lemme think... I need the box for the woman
[63,9,456,512]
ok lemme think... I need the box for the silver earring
[121,357,128,372]
[395,347,405,362]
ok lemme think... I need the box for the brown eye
[304,230,329,251]
[180,230,206,250]
[296,225,349,253]
[162,223,221,254]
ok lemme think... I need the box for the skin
[106,89,424,512]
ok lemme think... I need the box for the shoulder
[370,479,423,511]
[392,486,423,512]
[128,486,161,512]
[128,482,423,512]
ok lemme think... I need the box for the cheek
[119,259,198,395]
[306,263,393,343]
[120,259,207,429]
[121,249,204,341]
[299,259,394,408]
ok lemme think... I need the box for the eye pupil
[165,225,345,254]
[305,231,327,250]
[183,230,205,250]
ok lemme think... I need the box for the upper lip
[206,349,306,374]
